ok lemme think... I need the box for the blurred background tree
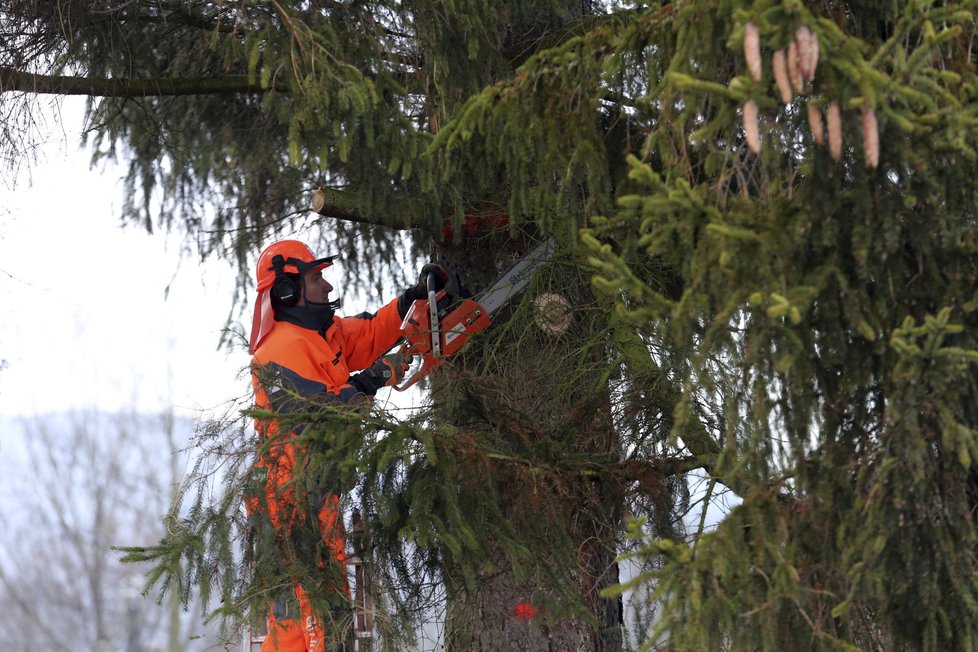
[0,408,217,651]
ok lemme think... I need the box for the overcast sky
[0,128,248,420]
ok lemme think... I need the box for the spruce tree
[582,2,978,651]
[4,1,978,650]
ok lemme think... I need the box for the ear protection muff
[270,254,302,307]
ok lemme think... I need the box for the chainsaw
[388,238,556,390]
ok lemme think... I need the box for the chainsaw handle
[392,352,439,391]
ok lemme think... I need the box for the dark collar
[274,302,335,337]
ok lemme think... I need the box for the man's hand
[349,353,410,395]
[378,353,410,386]
[409,263,449,300]
[398,259,467,318]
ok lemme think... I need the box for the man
[248,239,452,652]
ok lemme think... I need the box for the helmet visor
[297,256,335,273]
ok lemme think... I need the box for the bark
[311,187,420,231]
[435,232,623,651]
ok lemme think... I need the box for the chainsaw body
[376,238,555,391]
[394,290,491,390]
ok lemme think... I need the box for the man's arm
[339,263,457,370]
[258,361,365,414]
[336,298,405,371]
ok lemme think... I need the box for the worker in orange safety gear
[248,239,455,652]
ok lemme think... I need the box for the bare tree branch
[0,67,288,96]
[310,186,428,232]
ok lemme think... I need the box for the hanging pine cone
[744,22,762,82]
[807,103,824,146]
[787,40,803,93]
[743,99,761,154]
[861,108,879,168]
[827,102,843,161]
[796,26,819,83]
[772,50,792,103]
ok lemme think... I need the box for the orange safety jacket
[250,297,404,529]
[252,298,404,413]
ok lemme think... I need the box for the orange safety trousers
[251,430,351,652]
[261,496,349,652]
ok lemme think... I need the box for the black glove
[349,353,409,396]
[408,263,450,301]
[398,259,465,317]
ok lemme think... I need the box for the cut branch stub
[533,293,573,335]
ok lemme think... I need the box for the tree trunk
[437,233,622,651]
[444,546,594,651]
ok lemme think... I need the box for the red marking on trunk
[511,602,539,620]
